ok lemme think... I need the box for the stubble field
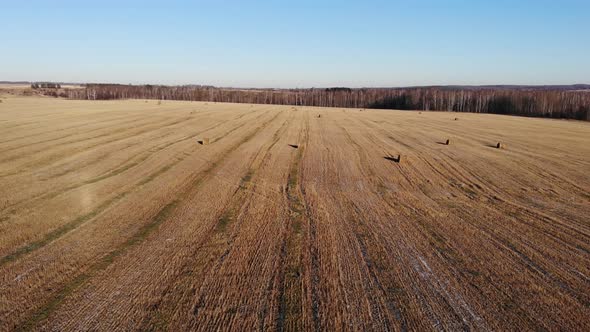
[0,95,589,331]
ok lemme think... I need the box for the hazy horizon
[1,0,589,88]
[4,81,590,90]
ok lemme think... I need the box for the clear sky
[1,0,588,88]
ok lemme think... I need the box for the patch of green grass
[216,212,232,233]
[241,170,253,186]
[292,219,302,235]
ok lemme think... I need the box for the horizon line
[2,80,590,90]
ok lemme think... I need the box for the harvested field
[0,96,589,331]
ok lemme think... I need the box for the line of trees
[65,84,590,120]
[31,83,61,89]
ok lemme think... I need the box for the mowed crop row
[0,96,588,331]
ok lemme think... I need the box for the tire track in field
[275,111,309,332]
[408,190,573,327]
[390,133,590,279]
[343,115,585,329]
[434,199,586,329]
[301,112,323,332]
[0,102,175,126]
[341,116,517,328]
[0,115,192,166]
[300,111,323,332]
[442,196,590,308]
[0,113,149,145]
[0,110,251,216]
[0,108,264,215]
[0,110,272,267]
[139,111,291,331]
[17,110,283,331]
[0,115,165,158]
[443,163,590,252]
[358,114,590,248]
[0,121,44,132]
[1,107,259,179]
[441,155,590,236]
[0,110,88,131]
[393,120,589,241]
[0,112,154,148]
[422,138,590,224]
[381,116,589,198]
[329,114,490,329]
[40,110,229,180]
[0,114,209,213]
[332,123,416,330]
[2,110,194,150]
[0,112,221,180]
[0,127,193,217]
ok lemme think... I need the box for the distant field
[0,84,83,99]
[0,96,588,330]
[0,83,82,89]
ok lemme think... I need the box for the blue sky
[1,0,588,87]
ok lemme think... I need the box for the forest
[64,84,590,120]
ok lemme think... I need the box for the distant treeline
[65,84,590,120]
[31,82,62,89]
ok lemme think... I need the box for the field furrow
[0,98,588,331]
